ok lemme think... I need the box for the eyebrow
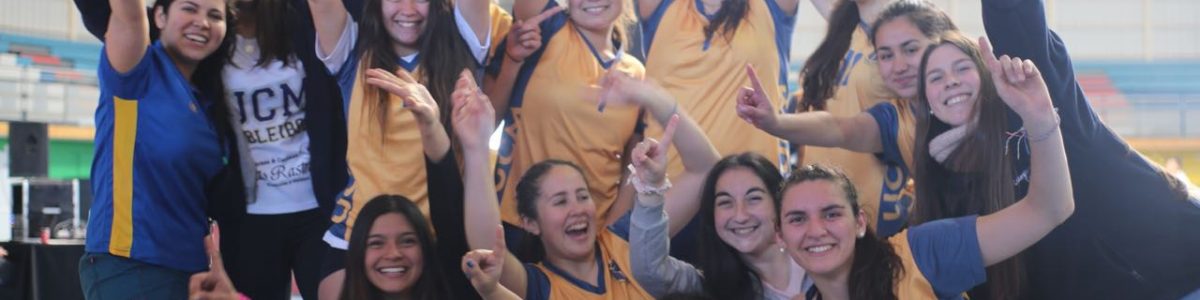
[745,187,767,195]
[821,204,845,213]
[369,231,416,239]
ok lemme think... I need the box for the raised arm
[626,117,706,297]
[363,68,450,161]
[484,6,563,125]
[512,0,553,22]
[106,0,151,73]
[636,0,664,20]
[808,0,835,21]
[974,37,1073,266]
[457,0,491,46]
[737,64,885,154]
[454,70,530,298]
[596,70,721,235]
[462,226,525,300]
[308,0,350,57]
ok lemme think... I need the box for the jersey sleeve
[867,102,909,173]
[315,15,359,77]
[98,45,154,100]
[523,264,553,300]
[905,215,987,299]
[628,197,705,297]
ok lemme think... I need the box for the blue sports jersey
[86,41,225,272]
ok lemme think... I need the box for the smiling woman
[77,0,237,299]
[341,195,450,300]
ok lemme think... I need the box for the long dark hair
[702,0,749,43]
[153,0,237,153]
[868,0,957,50]
[778,164,902,300]
[235,0,297,68]
[357,0,478,137]
[798,0,859,112]
[341,195,451,300]
[514,159,590,262]
[693,153,779,299]
[913,32,1025,300]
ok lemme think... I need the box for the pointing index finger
[745,64,765,94]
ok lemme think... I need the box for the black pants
[225,208,327,300]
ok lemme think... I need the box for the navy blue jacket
[984,0,1200,298]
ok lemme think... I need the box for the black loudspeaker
[8,122,49,178]
[11,180,74,238]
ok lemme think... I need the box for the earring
[857,231,865,238]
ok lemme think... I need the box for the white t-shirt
[224,34,320,215]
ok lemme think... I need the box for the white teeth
[730,226,756,235]
[184,34,208,43]
[397,21,418,28]
[567,223,588,231]
[945,95,967,106]
[805,245,832,253]
[582,6,606,13]
[379,267,407,274]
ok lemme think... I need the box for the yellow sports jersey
[495,3,645,226]
[327,6,512,245]
[523,229,654,300]
[802,27,913,237]
[890,230,941,299]
[641,0,796,176]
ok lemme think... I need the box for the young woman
[186,195,467,300]
[777,42,1072,297]
[188,67,490,300]
[218,1,350,298]
[72,2,352,298]
[462,73,720,299]
[306,0,505,296]
[488,0,647,250]
[79,0,236,298]
[628,150,811,299]
[967,0,1200,297]
[338,195,453,299]
[780,0,929,238]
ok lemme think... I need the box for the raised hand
[592,69,670,112]
[734,64,778,131]
[364,68,440,125]
[631,115,679,188]
[188,224,239,300]
[462,225,507,297]
[452,69,496,152]
[505,6,564,63]
[979,37,1056,130]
